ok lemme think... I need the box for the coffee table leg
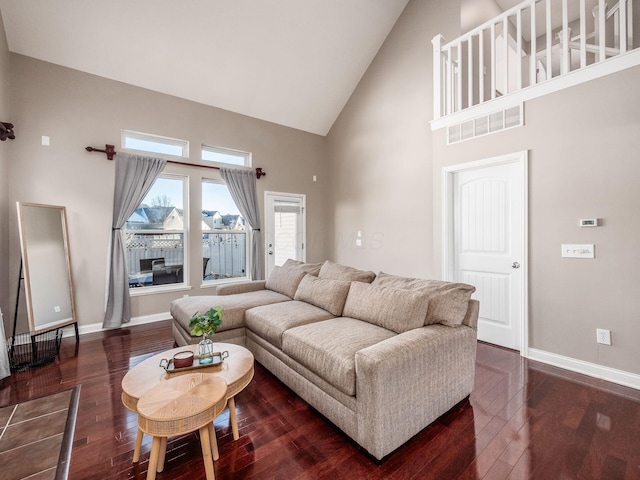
[133,428,144,462]
[157,437,167,472]
[199,426,216,480]
[147,436,162,480]
[228,396,240,440]
[208,422,220,461]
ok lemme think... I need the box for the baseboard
[527,348,640,391]
[58,312,171,338]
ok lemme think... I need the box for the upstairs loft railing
[432,0,638,124]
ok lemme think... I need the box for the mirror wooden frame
[16,202,77,333]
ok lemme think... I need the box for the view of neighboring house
[202,210,245,231]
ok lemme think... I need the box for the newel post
[431,34,445,121]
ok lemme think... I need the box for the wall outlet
[596,328,611,345]
[54,305,61,313]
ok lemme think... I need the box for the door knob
[512,262,520,269]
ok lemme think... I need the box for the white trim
[431,49,640,130]
[527,348,640,390]
[442,151,529,356]
[59,312,171,338]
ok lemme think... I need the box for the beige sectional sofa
[170,260,479,460]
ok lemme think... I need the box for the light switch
[562,244,595,259]
[41,136,50,146]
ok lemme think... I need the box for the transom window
[122,129,189,158]
[201,144,251,167]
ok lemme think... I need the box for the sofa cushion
[318,260,376,283]
[170,290,291,335]
[372,272,475,327]
[283,259,323,276]
[246,301,335,349]
[342,282,429,334]
[294,274,351,316]
[265,265,308,298]
[282,318,395,396]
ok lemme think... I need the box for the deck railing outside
[126,231,246,286]
[433,0,636,120]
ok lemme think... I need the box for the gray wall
[5,54,328,329]
[327,0,640,375]
[326,0,458,277]
[0,12,10,331]
[433,68,640,375]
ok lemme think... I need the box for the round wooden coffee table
[121,342,254,463]
[137,373,228,480]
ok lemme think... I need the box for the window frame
[126,173,190,295]
[201,177,251,287]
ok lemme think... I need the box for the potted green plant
[189,306,223,364]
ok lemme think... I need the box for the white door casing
[443,151,528,353]
[264,191,306,278]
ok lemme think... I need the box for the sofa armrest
[216,280,266,295]
[355,325,477,459]
[462,299,480,329]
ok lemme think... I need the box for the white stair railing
[433,0,635,121]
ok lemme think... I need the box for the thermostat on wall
[580,218,599,227]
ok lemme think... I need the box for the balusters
[546,0,553,80]
[580,0,587,68]
[431,0,636,121]
[530,0,537,87]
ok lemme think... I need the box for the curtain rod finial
[256,167,266,179]
[86,144,116,160]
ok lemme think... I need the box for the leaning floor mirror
[16,202,77,334]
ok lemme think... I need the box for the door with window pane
[265,192,305,278]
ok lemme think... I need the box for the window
[202,179,248,282]
[201,144,251,167]
[125,175,187,289]
[122,129,189,158]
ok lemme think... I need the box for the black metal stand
[9,260,78,372]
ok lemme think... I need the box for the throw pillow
[265,265,308,298]
[372,272,475,327]
[294,274,351,316]
[342,282,429,334]
[283,258,323,276]
[318,260,376,283]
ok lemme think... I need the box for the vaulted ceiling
[0,0,410,136]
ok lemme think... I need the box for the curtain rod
[85,144,266,179]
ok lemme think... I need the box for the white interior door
[264,192,306,278]
[445,153,527,351]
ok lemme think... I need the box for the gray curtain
[103,153,167,329]
[220,167,263,280]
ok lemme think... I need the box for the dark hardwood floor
[1,321,639,479]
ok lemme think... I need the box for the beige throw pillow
[294,275,351,316]
[265,266,308,298]
[372,272,475,327]
[342,282,429,334]
[282,258,323,276]
[318,260,376,283]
